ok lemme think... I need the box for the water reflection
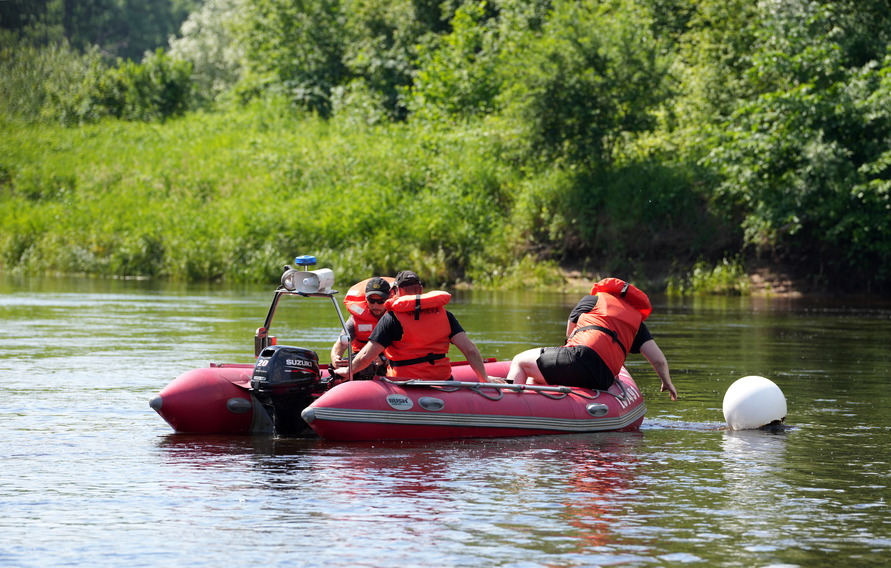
[718,429,799,558]
[156,432,649,551]
[557,435,643,551]
[722,429,789,495]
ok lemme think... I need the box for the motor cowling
[250,345,321,436]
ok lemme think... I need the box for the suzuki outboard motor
[250,345,321,436]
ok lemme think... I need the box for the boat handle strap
[471,385,504,401]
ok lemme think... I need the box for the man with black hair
[506,278,677,399]
[333,270,495,382]
[330,276,392,379]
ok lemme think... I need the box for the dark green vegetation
[2,0,890,294]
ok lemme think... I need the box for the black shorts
[535,345,615,390]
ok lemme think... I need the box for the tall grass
[0,40,101,124]
[0,35,732,291]
[0,99,564,286]
[665,256,751,295]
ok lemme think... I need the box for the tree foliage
[242,0,348,117]
[500,0,671,168]
[0,0,197,60]
[167,0,247,104]
[339,0,429,120]
[702,1,891,290]
[407,1,503,122]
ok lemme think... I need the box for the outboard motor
[250,345,321,436]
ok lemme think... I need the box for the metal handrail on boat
[383,378,612,401]
[384,376,644,403]
[253,257,352,381]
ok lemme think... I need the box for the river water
[1,275,889,567]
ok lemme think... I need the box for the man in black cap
[393,270,422,290]
[330,276,392,379]
[334,270,496,382]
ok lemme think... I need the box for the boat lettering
[256,359,269,367]
[386,394,414,411]
[617,385,640,409]
[286,359,313,367]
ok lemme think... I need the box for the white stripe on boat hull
[305,403,646,432]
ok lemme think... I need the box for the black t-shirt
[569,295,652,353]
[343,317,356,340]
[368,310,465,348]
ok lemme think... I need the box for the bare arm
[639,339,677,400]
[330,338,347,365]
[451,332,495,383]
[330,317,353,368]
[333,340,385,378]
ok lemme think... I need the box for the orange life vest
[590,278,652,320]
[566,279,652,375]
[384,291,452,380]
[343,277,394,352]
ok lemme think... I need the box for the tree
[1,0,198,60]
[167,0,247,103]
[500,0,672,168]
[704,1,891,290]
[243,0,348,116]
[407,1,503,121]
[338,0,431,120]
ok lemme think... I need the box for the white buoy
[722,376,787,430]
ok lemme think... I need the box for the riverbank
[559,261,808,298]
[2,108,887,297]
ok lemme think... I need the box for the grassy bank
[1,102,574,288]
[4,3,891,296]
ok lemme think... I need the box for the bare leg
[506,348,548,385]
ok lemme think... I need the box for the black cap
[365,277,391,297]
[394,270,422,288]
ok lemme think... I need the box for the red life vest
[343,277,394,352]
[384,291,452,380]
[566,279,652,375]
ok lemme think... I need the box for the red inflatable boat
[149,257,647,440]
[302,367,645,441]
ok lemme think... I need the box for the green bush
[666,256,750,295]
[0,40,102,123]
[108,49,193,121]
[1,41,192,124]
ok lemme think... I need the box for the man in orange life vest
[330,276,393,379]
[333,270,492,382]
[505,278,678,400]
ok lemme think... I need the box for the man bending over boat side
[505,278,678,400]
[330,276,394,379]
[333,270,498,383]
